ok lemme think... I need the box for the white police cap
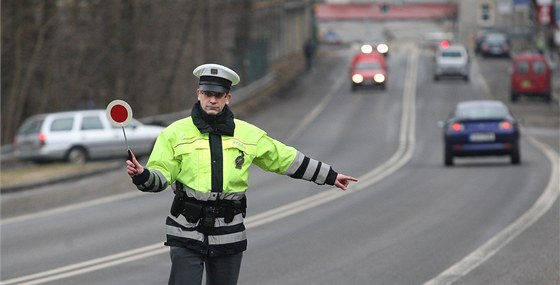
[193,63,240,93]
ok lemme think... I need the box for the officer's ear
[225,93,232,104]
[197,89,202,101]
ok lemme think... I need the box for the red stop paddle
[106,100,133,160]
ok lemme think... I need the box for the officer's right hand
[126,151,144,177]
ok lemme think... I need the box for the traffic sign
[106,99,134,160]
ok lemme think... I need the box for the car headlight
[376,44,389,54]
[352,74,364,83]
[374,74,385,83]
[360,44,373,54]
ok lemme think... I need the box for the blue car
[442,100,521,166]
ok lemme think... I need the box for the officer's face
[197,89,231,115]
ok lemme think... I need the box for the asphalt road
[1,21,559,285]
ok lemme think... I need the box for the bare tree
[1,0,310,145]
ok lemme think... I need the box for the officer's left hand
[334,174,358,191]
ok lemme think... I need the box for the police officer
[126,63,358,285]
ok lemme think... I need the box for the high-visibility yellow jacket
[132,115,337,256]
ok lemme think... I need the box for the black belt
[170,195,246,225]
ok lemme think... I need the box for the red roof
[315,3,458,21]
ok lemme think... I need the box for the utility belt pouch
[200,207,217,229]
[170,195,203,223]
[224,204,235,224]
[170,195,184,218]
[182,201,203,224]
[224,197,247,223]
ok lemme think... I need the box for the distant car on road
[421,31,454,52]
[478,32,511,58]
[350,52,388,91]
[510,52,552,103]
[433,44,470,81]
[13,109,164,164]
[321,30,343,45]
[440,100,521,166]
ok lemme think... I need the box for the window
[441,51,463,58]
[356,61,382,70]
[478,3,494,26]
[532,61,546,74]
[82,116,104,130]
[50,118,74,132]
[18,117,45,135]
[515,61,529,74]
[457,105,509,119]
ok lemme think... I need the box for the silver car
[13,110,164,164]
[433,44,470,81]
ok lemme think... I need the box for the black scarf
[191,101,235,136]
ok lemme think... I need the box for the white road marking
[0,47,420,285]
[423,136,559,285]
[1,191,143,225]
[423,50,560,285]
[5,45,558,285]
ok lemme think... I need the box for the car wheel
[433,74,440,81]
[511,92,519,102]
[463,75,469,81]
[511,143,521,165]
[544,93,552,103]
[67,147,88,164]
[444,146,454,166]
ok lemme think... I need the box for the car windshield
[356,61,382,70]
[455,103,509,119]
[17,115,45,135]
[485,34,507,44]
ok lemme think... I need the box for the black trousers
[168,246,243,285]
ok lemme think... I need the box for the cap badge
[211,68,218,75]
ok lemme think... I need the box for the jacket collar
[191,102,235,136]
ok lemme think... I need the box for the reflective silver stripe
[315,162,331,185]
[167,214,245,245]
[303,159,319,180]
[153,170,168,189]
[215,214,244,227]
[137,169,168,192]
[168,212,244,228]
[284,151,305,175]
[177,184,246,201]
[166,225,204,242]
[168,213,198,227]
[209,231,247,245]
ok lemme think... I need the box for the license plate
[470,133,495,142]
[520,80,532,89]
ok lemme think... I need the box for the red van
[510,53,552,102]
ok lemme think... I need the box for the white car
[13,110,164,163]
[433,44,470,81]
